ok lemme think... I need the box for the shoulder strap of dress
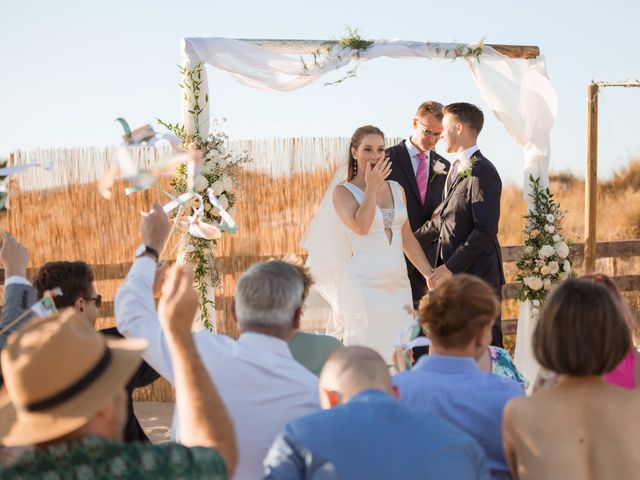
[340,182,363,203]
[388,180,404,207]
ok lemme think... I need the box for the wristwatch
[135,244,159,262]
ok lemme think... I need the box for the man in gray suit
[415,103,505,347]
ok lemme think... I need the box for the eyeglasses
[415,121,442,139]
[84,294,102,309]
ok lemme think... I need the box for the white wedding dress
[339,181,415,361]
[301,176,414,363]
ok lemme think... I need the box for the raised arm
[0,233,37,350]
[158,264,237,476]
[332,157,391,235]
[115,203,174,381]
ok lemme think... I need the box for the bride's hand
[365,156,391,190]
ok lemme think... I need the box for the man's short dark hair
[32,261,94,308]
[533,279,631,376]
[444,102,484,134]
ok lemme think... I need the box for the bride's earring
[352,158,358,177]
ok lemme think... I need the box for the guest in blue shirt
[264,346,490,479]
[394,274,524,480]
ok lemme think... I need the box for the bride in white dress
[302,126,434,362]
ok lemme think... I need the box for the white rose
[194,174,208,192]
[540,266,551,275]
[546,214,555,223]
[545,225,555,234]
[539,245,555,258]
[543,278,551,290]
[532,299,541,307]
[548,261,560,274]
[216,152,229,168]
[202,160,217,174]
[222,174,233,192]
[433,160,446,175]
[211,180,225,196]
[525,276,543,291]
[563,260,572,273]
[459,158,473,172]
[219,194,229,210]
[553,234,561,242]
[525,246,534,254]
[530,229,540,239]
[555,241,570,259]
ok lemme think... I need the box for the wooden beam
[596,80,640,88]
[500,240,640,264]
[6,240,640,283]
[237,39,540,59]
[584,82,599,273]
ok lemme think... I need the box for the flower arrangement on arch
[516,175,574,319]
[159,62,251,332]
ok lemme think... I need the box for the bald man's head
[319,346,395,408]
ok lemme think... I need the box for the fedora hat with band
[0,308,146,446]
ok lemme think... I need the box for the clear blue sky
[1,0,639,185]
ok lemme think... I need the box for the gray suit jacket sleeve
[446,162,501,274]
[0,283,37,350]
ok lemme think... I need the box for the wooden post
[584,83,599,273]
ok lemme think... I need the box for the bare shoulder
[504,394,545,429]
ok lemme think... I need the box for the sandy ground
[134,402,174,444]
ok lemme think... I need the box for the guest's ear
[475,322,493,350]
[322,389,342,409]
[390,385,401,400]
[74,297,85,313]
[230,298,238,324]
[292,307,302,331]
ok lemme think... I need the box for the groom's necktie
[446,159,461,195]
[416,152,428,205]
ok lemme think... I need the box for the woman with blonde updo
[394,274,523,480]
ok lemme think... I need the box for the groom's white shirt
[447,145,479,190]
[405,138,431,181]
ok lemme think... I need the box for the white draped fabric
[179,37,557,380]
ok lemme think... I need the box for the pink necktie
[416,152,428,205]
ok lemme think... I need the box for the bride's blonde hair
[347,125,384,181]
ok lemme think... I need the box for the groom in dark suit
[415,103,505,347]
[387,101,450,307]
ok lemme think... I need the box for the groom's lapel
[439,150,482,213]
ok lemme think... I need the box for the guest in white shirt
[115,203,320,480]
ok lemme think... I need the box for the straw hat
[0,309,146,446]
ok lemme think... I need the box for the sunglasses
[84,294,102,309]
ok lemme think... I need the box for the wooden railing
[500,240,640,334]
[2,240,640,337]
